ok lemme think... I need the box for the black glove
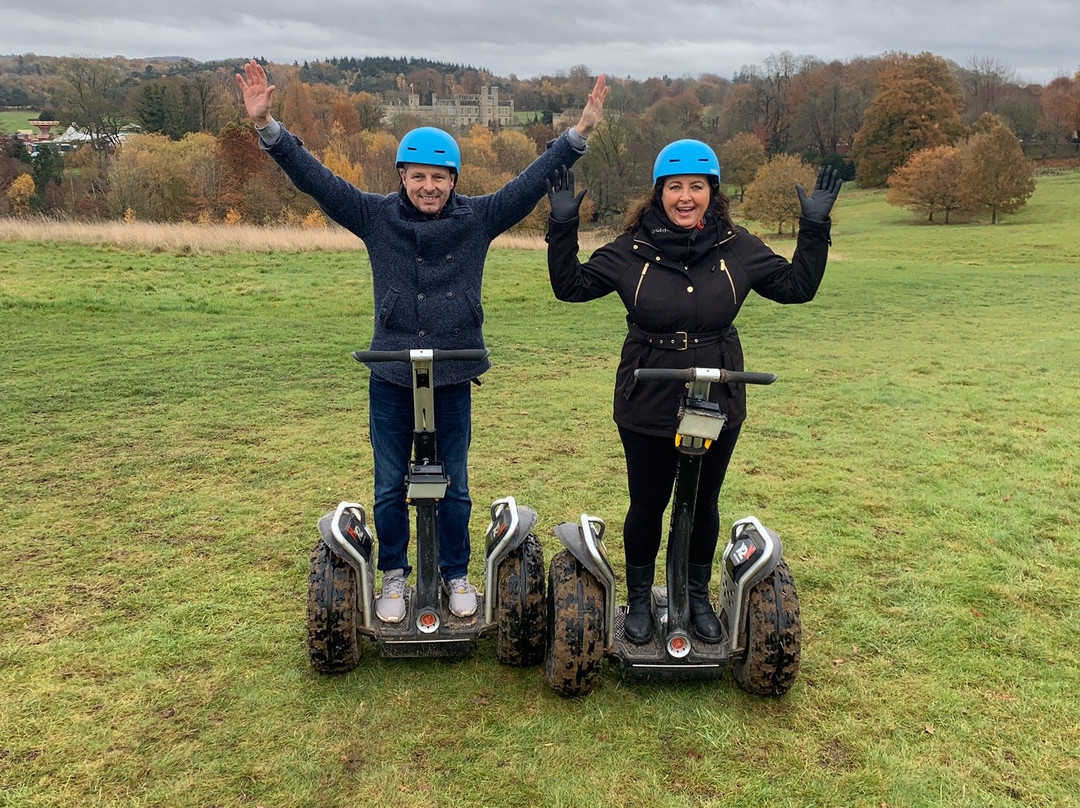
[796,165,843,223]
[547,165,587,223]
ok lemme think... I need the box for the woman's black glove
[796,165,843,223]
[547,165,587,222]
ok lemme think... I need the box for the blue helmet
[396,127,461,172]
[652,139,721,183]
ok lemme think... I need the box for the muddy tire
[732,559,801,696]
[542,549,605,697]
[495,533,547,667]
[307,539,362,673]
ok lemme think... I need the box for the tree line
[1,51,1078,227]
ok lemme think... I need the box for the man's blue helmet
[396,127,461,172]
[652,139,721,183]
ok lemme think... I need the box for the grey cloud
[2,0,1076,83]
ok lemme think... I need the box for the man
[237,59,606,621]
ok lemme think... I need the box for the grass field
[0,110,41,135]
[1,175,1078,807]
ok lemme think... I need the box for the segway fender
[553,515,617,648]
[483,496,540,625]
[721,515,783,655]
[318,501,376,629]
[484,496,539,562]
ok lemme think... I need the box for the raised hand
[547,165,587,222]
[796,165,843,223]
[235,59,276,126]
[574,75,608,138]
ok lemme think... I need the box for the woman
[545,140,841,644]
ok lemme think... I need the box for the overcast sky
[3,0,1077,86]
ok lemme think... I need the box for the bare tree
[959,56,1017,122]
[56,57,126,149]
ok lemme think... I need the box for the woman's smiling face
[660,174,711,228]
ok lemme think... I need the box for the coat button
[445,254,453,262]
[446,291,455,299]
[687,286,694,293]
[419,330,427,337]
[416,256,424,264]
[418,293,426,301]
[453,328,460,336]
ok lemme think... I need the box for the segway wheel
[732,559,801,696]
[495,532,548,667]
[306,540,362,673]
[543,549,605,698]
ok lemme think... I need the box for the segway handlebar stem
[353,348,491,364]
[634,367,776,385]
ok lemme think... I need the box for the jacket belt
[627,321,732,351]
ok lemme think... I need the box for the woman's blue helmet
[396,127,461,172]
[652,139,721,183]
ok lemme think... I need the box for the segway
[306,348,547,671]
[543,366,801,697]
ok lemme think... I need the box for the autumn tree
[741,154,816,235]
[851,52,965,187]
[1039,73,1080,145]
[719,132,766,202]
[6,173,34,216]
[1,134,32,198]
[216,121,270,218]
[281,78,322,150]
[886,144,968,223]
[322,121,365,188]
[357,130,401,194]
[644,90,704,135]
[456,124,503,197]
[106,134,194,221]
[957,116,1035,224]
[572,116,643,224]
[492,130,537,176]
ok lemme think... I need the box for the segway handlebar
[634,367,777,385]
[353,348,491,364]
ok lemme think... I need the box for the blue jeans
[368,376,473,581]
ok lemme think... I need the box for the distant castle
[382,86,515,129]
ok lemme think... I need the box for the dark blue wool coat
[263,126,587,388]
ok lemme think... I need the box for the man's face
[399,163,456,215]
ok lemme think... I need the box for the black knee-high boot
[624,563,655,644]
[688,563,723,643]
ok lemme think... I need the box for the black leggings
[619,424,742,567]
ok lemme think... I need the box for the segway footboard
[612,587,733,683]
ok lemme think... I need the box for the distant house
[383,86,515,129]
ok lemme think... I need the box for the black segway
[543,366,801,697]
[306,348,547,671]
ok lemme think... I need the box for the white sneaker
[376,569,407,623]
[446,577,478,618]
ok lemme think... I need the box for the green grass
[0,110,39,135]
[2,174,1079,807]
